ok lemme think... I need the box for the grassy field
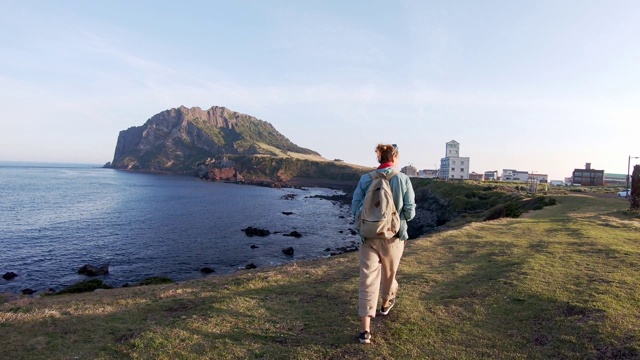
[1,195,639,359]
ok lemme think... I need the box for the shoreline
[286,177,357,206]
[286,177,358,192]
[207,176,358,206]
[0,175,360,297]
[110,167,360,195]
[0,244,360,304]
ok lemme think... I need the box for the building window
[461,168,464,172]
[451,168,455,171]
[461,161,465,164]
[452,160,456,164]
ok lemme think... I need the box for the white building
[401,165,418,177]
[418,169,439,178]
[484,170,499,181]
[529,173,549,183]
[501,169,529,182]
[439,140,470,180]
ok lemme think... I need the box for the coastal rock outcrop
[78,264,109,276]
[200,267,215,274]
[329,242,360,256]
[242,227,271,237]
[2,272,17,280]
[208,168,244,182]
[283,231,302,238]
[407,188,457,238]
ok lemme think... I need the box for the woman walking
[351,143,416,344]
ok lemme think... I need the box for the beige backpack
[356,170,400,239]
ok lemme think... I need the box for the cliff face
[110,106,319,172]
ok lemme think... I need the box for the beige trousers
[358,237,405,317]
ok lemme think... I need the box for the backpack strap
[369,169,398,181]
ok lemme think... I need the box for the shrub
[505,202,522,218]
[569,187,587,193]
[464,191,476,199]
[56,279,113,295]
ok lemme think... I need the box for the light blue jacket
[351,167,416,241]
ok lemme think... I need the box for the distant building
[484,170,499,181]
[401,165,418,177]
[439,140,470,180]
[550,180,564,186]
[564,177,573,185]
[469,172,484,181]
[529,173,548,183]
[604,173,627,186]
[418,169,439,178]
[572,163,604,186]
[501,169,529,182]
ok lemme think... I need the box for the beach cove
[0,162,358,295]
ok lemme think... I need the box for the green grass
[1,195,639,359]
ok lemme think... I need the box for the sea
[0,162,358,294]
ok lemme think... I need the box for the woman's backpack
[356,170,400,239]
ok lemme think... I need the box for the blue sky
[1,0,638,180]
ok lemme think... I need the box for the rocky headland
[105,105,366,190]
